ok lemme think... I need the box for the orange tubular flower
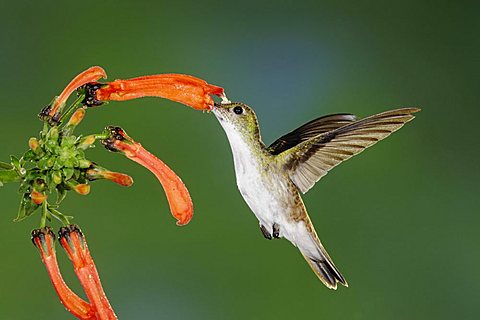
[86,166,134,187]
[59,225,117,320]
[90,74,225,111]
[32,228,96,320]
[47,66,107,119]
[102,127,193,226]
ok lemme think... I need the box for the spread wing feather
[280,108,420,193]
[268,114,357,155]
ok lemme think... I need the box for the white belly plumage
[233,149,301,243]
[219,118,310,248]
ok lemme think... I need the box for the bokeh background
[0,1,478,319]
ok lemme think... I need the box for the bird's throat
[218,120,268,175]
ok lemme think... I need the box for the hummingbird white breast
[215,115,294,237]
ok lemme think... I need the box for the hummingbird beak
[213,93,231,109]
[219,92,231,105]
[212,92,229,119]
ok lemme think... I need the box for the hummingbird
[212,102,420,289]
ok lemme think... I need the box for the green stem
[59,94,85,124]
[40,201,48,228]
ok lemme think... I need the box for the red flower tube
[32,227,96,320]
[59,225,117,320]
[102,126,193,226]
[90,74,225,111]
[48,66,107,118]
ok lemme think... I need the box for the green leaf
[63,167,74,180]
[10,155,20,171]
[13,197,27,222]
[63,158,74,168]
[22,150,37,162]
[38,156,50,170]
[25,169,41,181]
[25,199,40,217]
[48,207,71,225]
[13,195,39,222]
[52,170,62,185]
[46,156,56,168]
[78,159,91,168]
[0,161,13,170]
[55,185,67,204]
[72,157,80,167]
[18,180,31,194]
[0,169,22,184]
[53,159,63,170]
[61,136,76,148]
[46,173,56,191]
[45,139,57,153]
[47,127,59,141]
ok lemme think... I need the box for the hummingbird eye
[233,106,243,115]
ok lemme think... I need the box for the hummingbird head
[212,102,261,141]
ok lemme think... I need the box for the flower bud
[74,183,90,195]
[31,190,47,205]
[28,137,40,152]
[66,108,86,127]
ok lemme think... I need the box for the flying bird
[212,103,420,289]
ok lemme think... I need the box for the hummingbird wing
[280,107,420,193]
[267,114,357,155]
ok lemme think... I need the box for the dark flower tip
[31,227,55,247]
[58,224,83,241]
[81,82,106,107]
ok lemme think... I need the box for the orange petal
[49,66,107,117]
[96,74,224,111]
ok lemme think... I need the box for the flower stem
[40,202,48,228]
[59,94,86,124]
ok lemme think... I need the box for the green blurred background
[0,1,478,319]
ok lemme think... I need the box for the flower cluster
[0,66,227,319]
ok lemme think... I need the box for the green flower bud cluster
[11,120,97,223]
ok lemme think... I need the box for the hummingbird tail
[301,245,348,290]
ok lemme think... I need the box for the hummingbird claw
[260,224,272,240]
[273,223,280,239]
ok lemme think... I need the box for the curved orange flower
[102,126,193,226]
[48,66,107,118]
[91,74,225,111]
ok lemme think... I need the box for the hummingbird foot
[260,224,272,240]
[272,223,280,239]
